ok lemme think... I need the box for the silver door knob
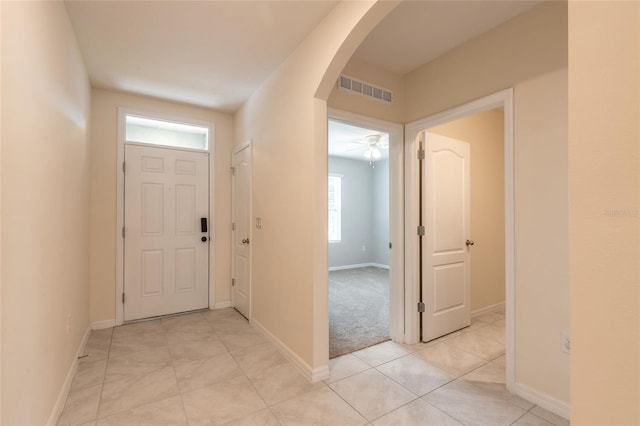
[466,240,475,247]
[242,238,250,244]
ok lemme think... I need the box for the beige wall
[405,1,570,409]
[89,89,234,323]
[1,2,91,424]
[569,2,640,424]
[404,2,567,123]
[328,57,404,123]
[430,109,505,312]
[235,1,398,371]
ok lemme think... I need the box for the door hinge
[122,293,125,304]
[417,302,425,313]
[231,167,236,176]
[417,225,425,236]
[388,242,392,249]
[232,223,236,231]
[122,161,126,172]
[232,278,235,287]
[417,149,425,160]
[122,227,125,238]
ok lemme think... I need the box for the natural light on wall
[328,174,342,242]
[125,115,209,150]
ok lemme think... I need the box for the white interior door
[421,131,471,341]
[124,144,210,321]
[232,146,251,318]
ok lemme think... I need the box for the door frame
[404,89,515,390]
[327,108,405,343]
[115,107,216,326]
[231,141,252,319]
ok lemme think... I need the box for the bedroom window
[328,174,342,242]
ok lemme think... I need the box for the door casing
[115,107,216,326]
[404,89,515,391]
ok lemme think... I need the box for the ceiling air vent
[337,74,393,104]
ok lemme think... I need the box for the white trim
[471,301,505,318]
[47,326,91,426]
[91,319,116,330]
[512,382,570,420]
[328,262,389,271]
[233,139,252,154]
[116,108,216,325]
[212,301,232,310]
[371,263,390,270]
[251,317,329,382]
[327,108,404,344]
[404,88,516,390]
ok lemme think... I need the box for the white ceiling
[353,1,541,75]
[65,1,540,112]
[328,120,389,162]
[64,1,339,112]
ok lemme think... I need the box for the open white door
[232,145,251,318]
[124,144,210,321]
[421,131,471,341]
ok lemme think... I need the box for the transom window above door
[125,114,209,151]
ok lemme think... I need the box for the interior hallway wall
[1,2,91,424]
[429,109,505,313]
[404,1,569,411]
[89,89,234,324]
[235,1,398,372]
[569,1,640,423]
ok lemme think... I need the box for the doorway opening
[115,108,216,326]
[327,110,404,358]
[328,119,390,358]
[404,89,515,389]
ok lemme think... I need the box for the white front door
[232,146,251,318]
[124,144,210,321]
[421,131,472,341]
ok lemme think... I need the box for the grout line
[509,409,531,425]
[92,328,114,422]
[326,383,380,423]
[424,398,469,425]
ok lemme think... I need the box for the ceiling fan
[345,134,389,164]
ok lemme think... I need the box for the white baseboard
[329,262,389,271]
[471,301,505,318]
[91,319,116,330]
[371,263,390,270]
[47,325,91,426]
[251,318,329,383]
[213,301,232,309]
[512,382,570,420]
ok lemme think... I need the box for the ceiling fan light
[372,147,382,159]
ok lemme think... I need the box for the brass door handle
[242,238,250,244]
[466,240,475,247]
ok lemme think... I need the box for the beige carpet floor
[329,266,390,358]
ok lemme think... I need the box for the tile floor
[57,308,569,426]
